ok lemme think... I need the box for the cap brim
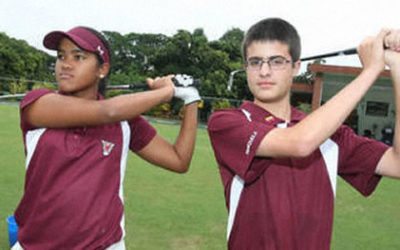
[43,31,66,50]
[43,31,96,53]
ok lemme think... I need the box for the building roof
[307,63,391,78]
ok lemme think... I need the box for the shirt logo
[101,140,115,156]
[245,131,258,155]
[265,115,274,122]
[241,109,252,122]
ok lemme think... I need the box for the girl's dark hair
[80,26,112,96]
[242,18,301,63]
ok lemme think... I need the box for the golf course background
[0,103,399,249]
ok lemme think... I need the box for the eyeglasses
[246,56,292,71]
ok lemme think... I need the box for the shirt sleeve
[20,88,54,132]
[128,116,157,152]
[207,109,273,181]
[334,125,389,196]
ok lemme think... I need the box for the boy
[208,18,400,249]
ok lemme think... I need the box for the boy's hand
[358,29,390,75]
[384,30,400,68]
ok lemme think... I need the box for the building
[292,63,393,140]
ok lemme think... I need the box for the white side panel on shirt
[227,175,245,240]
[118,121,131,240]
[319,139,339,196]
[25,128,47,170]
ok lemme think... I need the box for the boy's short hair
[242,18,301,62]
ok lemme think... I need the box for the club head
[227,69,244,91]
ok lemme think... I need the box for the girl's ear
[99,62,110,78]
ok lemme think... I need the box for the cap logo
[97,45,105,56]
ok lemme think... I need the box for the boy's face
[245,40,300,106]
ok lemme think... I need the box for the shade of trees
[1,27,314,120]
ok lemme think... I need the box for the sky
[1,0,400,70]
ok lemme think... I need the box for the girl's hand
[146,75,175,102]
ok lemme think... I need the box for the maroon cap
[43,27,110,64]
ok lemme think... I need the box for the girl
[12,26,200,250]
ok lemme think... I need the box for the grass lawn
[0,103,399,249]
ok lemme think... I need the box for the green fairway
[0,103,399,249]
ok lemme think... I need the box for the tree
[0,33,53,79]
[213,28,244,61]
[0,27,252,101]
[103,31,172,85]
[0,32,54,92]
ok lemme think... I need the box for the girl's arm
[136,103,199,173]
[24,76,174,128]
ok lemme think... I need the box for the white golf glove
[174,86,201,105]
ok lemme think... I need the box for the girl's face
[55,38,105,99]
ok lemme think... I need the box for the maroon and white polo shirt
[15,89,156,249]
[207,101,388,250]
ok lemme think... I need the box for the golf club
[300,48,357,62]
[226,47,358,91]
[0,74,201,100]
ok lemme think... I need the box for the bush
[32,82,57,91]
[212,98,231,111]
[296,102,312,114]
[146,103,172,119]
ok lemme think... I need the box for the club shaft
[301,48,357,61]
[106,84,148,90]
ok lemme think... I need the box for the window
[365,101,389,117]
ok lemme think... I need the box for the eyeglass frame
[245,55,292,71]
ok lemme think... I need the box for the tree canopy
[0,28,249,99]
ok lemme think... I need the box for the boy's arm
[256,30,389,158]
[376,30,400,178]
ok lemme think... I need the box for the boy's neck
[254,98,291,122]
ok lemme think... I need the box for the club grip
[341,48,357,55]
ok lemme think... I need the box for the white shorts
[11,240,125,250]
[10,242,22,250]
[106,240,126,250]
